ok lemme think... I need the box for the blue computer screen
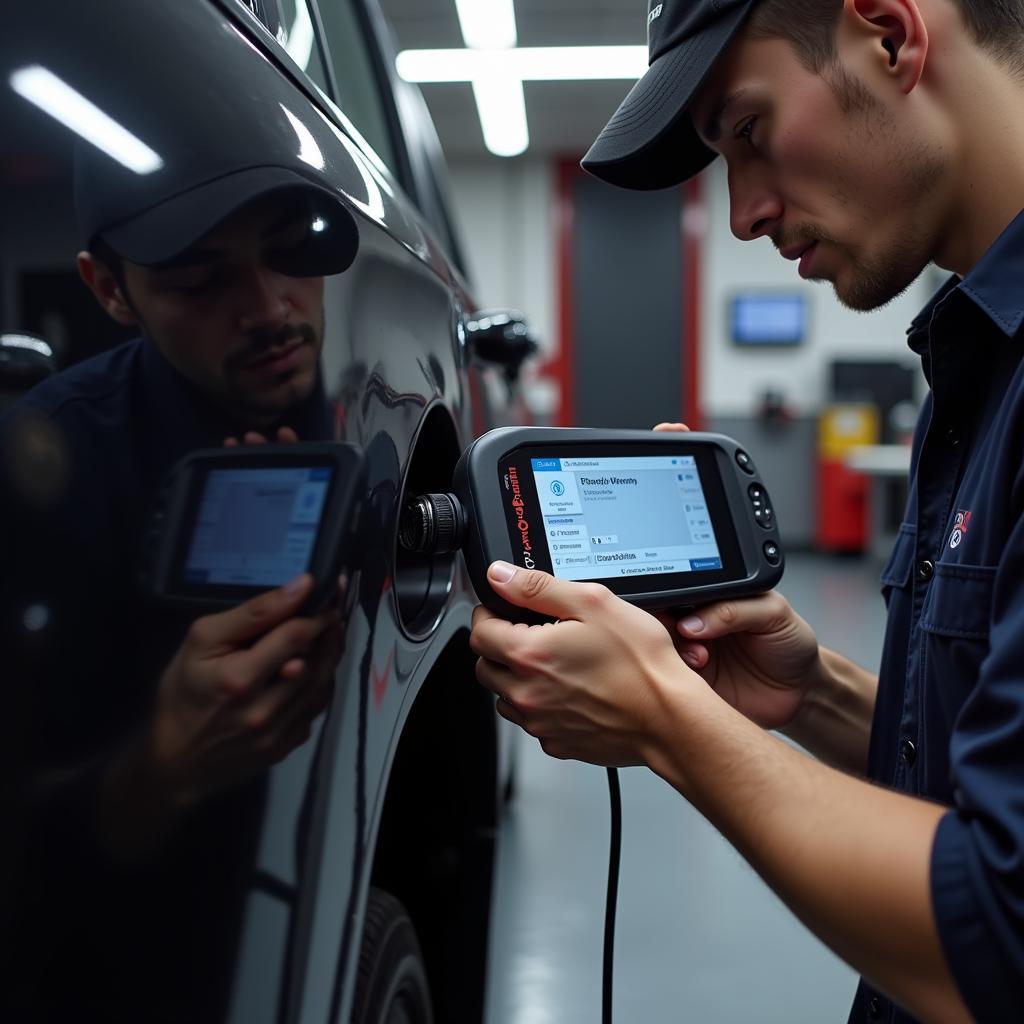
[183,466,331,586]
[530,455,722,582]
[731,293,806,345]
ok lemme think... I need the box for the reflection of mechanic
[471,2,1024,1022]
[1,159,356,1019]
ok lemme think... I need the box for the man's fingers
[234,605,337,686]
[676,592,791,640]
[652,422,691,432]
[484,562,613,622]
[191,574,314,651]
[276,426,299,444]
[678,643,709,669]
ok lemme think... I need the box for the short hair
[747,0,1024,77]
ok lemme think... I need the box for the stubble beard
[813,65,946,312]
[224,306,326,422]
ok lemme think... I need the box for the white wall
[443,156,937,420]
[447,158,557,352]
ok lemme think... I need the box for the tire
[351,888,433,1024]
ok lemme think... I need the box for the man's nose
[728,165,782,242]
[236,267,290,332]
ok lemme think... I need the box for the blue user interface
[184,466,331,586]
[530,455,722,582]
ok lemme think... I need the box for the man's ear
[76,251,139,326]
[844,0,929,93]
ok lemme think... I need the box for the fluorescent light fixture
[396,45,648,83]
[472,74,528,156]
[10,64,163,175]
[454,0,517,50]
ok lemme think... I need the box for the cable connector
[399,493,467,555]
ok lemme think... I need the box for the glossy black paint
[2,1,531,1021]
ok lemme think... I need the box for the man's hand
[148,573,344,805]
[471,563,694,766]
[660,594,822,731]
[651,419,823,730]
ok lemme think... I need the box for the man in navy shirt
[1,155,357,1019]
[470,1,1024,1021]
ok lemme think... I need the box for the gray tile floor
[485,553,890,1024]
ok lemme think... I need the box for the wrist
[784,646,833,734]
[639,658,724,796]
[781,647,877,773]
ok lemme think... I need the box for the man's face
[692,32,949,311]
[119,195,326,424]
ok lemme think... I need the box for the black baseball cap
[582,0,757,191]
[75,157,360,275]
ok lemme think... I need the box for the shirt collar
[906,205,1024,357]
[906,274,959,355]
[952,206,1024,338]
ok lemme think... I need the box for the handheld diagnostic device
[400,427,784,621]
[145,428,782,619]
[140,442,364,613]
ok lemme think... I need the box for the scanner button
[749,484,775,530]
[763,541,781,566]
[736,450,756,475]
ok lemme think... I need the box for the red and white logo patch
[949,509,972,549]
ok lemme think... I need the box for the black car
[1,1,534,1021]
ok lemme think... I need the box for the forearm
[784,646,878,774]
[644,677,969,1024]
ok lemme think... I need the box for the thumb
[486,561,599,621]
[676,593,790,640]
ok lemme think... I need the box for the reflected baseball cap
[582,0,757,191]
[75,158,359,275]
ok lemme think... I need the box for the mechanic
[1,154,357,1020]
[470,1,1024,1021]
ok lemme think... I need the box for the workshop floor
[485,552,889,1024]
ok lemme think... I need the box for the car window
[272,0,331,93]
[315,0,399,178]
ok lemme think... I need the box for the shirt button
[868,995,882,1019]
[945,426,960,446]
[917,559,934,581]
[900,738,918,766]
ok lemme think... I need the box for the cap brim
[582,2,753,191]
[102,166,359,274]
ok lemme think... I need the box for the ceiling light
[10,65,163,175]
[472,74,528,157]
[396,45,648,83]
[454,0,517,50]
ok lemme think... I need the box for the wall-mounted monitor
[730,293,807,346]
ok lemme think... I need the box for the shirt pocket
[920,562,997,640]
[919,562,997,788]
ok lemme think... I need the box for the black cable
[603,766,622,1024]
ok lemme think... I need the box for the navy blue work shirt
[0,336,331,1022]
[848,210,1024,1023]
